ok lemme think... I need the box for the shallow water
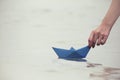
[0,0,120,80]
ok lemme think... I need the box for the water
[0,0,120,80]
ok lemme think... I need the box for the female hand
[88,0,120,48]
[88,24,112,48]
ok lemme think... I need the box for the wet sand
[0,0,120,80]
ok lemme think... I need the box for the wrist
[100,19,113,30]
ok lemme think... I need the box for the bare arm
[88,0,120,48]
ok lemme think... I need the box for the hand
[88,24,112,48]
[88,0,120,48]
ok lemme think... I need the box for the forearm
[88,0,120,48]
[101,0,120,28]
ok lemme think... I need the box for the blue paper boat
[52,46,91,59]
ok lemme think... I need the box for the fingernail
[97,43,100,46]
[92,45,95,48]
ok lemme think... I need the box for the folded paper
[52,46,90,59]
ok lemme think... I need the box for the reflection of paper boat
[52,46,90,59]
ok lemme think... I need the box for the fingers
[88,31,94,48]
[88,31,108,48]
[88,31,99,48]
[92,32,99,47]
[97,35,103,45]
[100,35,108,45]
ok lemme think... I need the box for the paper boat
[52,46,90,59]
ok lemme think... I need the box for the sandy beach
[0,0,120,80]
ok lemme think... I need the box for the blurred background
[0,0,120,80]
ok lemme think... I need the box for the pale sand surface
[0,0,120,80]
